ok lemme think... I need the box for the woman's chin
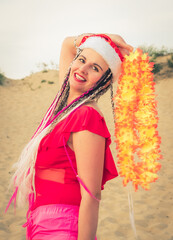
[69,81,86,93]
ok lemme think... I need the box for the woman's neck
[67,90,81,105]
[67,89,96,108]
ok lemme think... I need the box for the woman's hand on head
[76,33,133,56]
[107,34,133,56]
[59,33,133,85]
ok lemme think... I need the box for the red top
[32,105,118,210]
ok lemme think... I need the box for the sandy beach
[0,55,173,240]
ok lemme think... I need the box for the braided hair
[10,51,113,208]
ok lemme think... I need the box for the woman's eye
[79,58,85,63]
[92,66,99,72]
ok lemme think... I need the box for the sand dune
[0,56,173,240]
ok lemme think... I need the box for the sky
[0,0,173,79]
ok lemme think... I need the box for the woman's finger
[119,47,133,56]
[109,34,133,52]
[116,39,133,52]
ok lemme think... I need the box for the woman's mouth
[74,73,86,83]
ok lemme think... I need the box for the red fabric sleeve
[53,105,118,189]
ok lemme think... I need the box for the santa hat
[78,34,124,82]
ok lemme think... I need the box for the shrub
[152,63,162,74]
[0,73,5,85]
[41,79,47,83]
[167,55,173,68]
[48,81,54,84]
[37,61,58,72]
[139,45,173,58]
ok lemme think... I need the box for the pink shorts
[23,204,97,240]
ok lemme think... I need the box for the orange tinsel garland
[114,49,162,191]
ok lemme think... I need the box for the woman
[7,33,133,239]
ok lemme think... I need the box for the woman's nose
[79,64,88,75]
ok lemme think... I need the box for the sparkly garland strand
[114,49,162,191]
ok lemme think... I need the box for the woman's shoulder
[76,101,104,118]
[64,102,110,138]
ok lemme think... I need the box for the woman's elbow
[81,190,101,203]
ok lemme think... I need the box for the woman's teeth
[75,74,86,81]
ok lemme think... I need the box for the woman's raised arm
[59,34,88,85]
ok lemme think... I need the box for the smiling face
[68,48,109,97]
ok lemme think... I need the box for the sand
[0,56,173,240]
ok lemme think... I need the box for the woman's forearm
[78,196,100,240]
[65,33,132,55]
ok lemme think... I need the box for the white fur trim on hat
[79,36,122,81]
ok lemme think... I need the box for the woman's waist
[35,179,80,192]
[31,202,80,214]
[32,194,81,212]
[33,181,81,210]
